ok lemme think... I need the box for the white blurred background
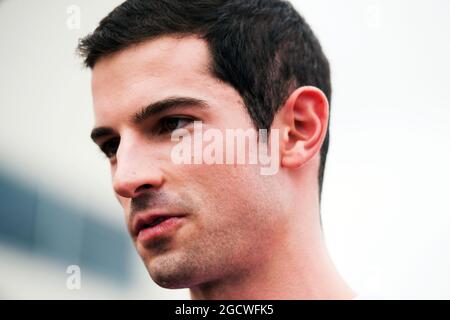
[0,0,449,299]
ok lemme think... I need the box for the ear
[275,86,329,169]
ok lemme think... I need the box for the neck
[190,193,355,300]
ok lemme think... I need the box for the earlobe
[281,127,306,168]
[279,86,329,170]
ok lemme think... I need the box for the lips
[132,212,186,242]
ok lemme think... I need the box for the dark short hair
[78,0,331,202]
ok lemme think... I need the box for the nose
[112,137,164,199]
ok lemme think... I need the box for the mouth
[133,213,186,245]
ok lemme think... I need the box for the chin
[148,268,197,289]
[145,253,201,289]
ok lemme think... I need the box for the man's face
[91,35,289,288]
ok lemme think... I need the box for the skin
[91,34,355,299]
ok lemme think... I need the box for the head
[80,0,330,289]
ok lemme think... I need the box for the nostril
[136,184,152,193]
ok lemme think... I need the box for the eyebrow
[90,96,209,144]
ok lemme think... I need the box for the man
[79,0,356,299]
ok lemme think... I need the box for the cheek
[184,163,279,230]
[115,194,131,221]
[114,193,127,207]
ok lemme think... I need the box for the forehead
[91,35,229,127]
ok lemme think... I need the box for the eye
[157,116,194,134]
[100,137,120,159]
